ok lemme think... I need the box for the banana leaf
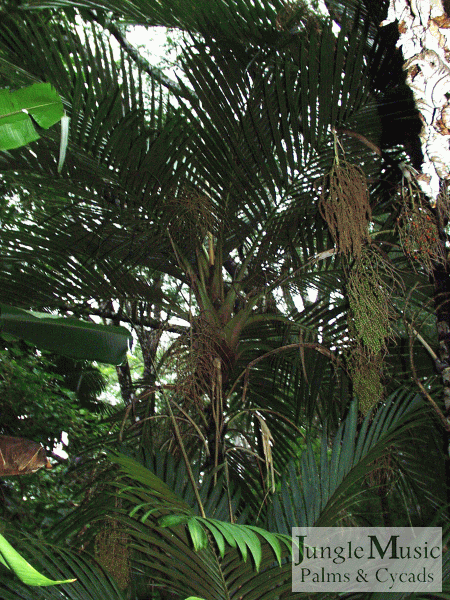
[0,83,64,150]
[0,304,132,365]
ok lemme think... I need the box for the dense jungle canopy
[0,0,450,598]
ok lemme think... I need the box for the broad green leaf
[129,503,154,518]
[196,517,236,549]
[159,514,190,527]
[197,519,249,566]
[0,304,132,365]
[139,508,158,522]
[245,526,285,566]
[196,519,226,558]
[187,518,208,552]
[0,83,64,150]
[0,532,75,587]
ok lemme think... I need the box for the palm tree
[0,0,448,598]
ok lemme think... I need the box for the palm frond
[267,390,444,532]
[50,448,297,599]
[24,0,285,46]
[107,451,295,600]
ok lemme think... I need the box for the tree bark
[382,2,450,507]
[382,0,450,203]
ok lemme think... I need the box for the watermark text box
[292,527,442,592]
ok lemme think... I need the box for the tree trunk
[382,3,450,505]
[382,0,450,203]
[382,1,450,414]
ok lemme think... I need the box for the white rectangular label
[292,527,442,592]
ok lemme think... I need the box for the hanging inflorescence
[166,186,219,255]
[346,248,397,415]
[95,519,130,590]
[347,248,394,356]
[397,181,444,274]
[319,148,371,258]
[164,312,225,409]
[348,347,384,416]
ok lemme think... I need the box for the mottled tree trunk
[383,3,450,516]
[115,359,134,406]
[99,299,134,405]
[383,1,450,421]
[382,0,450,202]
[133,277,163,449]
[135,326,161,449]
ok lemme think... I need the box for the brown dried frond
[95,520,130,590]
[0,436,51,475]
[349,345,384,415]
[347,248,395,355]
[397,184,444,274]
[319,160,371,257]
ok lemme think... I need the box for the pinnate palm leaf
[104,451,296,600]
[267,390,437,533]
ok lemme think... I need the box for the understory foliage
[0,339,110,531]
[0,0,449,599]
